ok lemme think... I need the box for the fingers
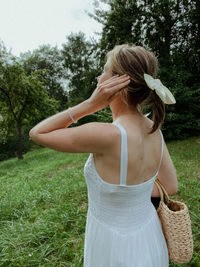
[99,75,119,86]
[99,75,130,89]
[109,74,129,84]
[109,79,131,93]
[105,77,131,92]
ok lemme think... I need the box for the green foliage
[19,44,69,111]
[0,137,199,266]
[95,106,113,122]
[0,60,58,130]
[0,54,59,159]
[0,127,31,161]
[61,32,100,107]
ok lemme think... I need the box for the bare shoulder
[88,121,120,137]
[68,121,121,154]
[30,121,120,154]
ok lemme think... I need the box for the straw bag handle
[154,178,170,203]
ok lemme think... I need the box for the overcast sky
[0,0,107,57]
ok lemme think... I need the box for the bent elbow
[168,185,178,196]
[29,129,38,141]
[169,172,178,196]
[29,129,34,139]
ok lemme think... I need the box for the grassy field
[0,136,199,267]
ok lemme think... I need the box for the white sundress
[83,121,169,267]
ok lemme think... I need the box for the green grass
[0,137,199,267]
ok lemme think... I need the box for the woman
[30,44,178,266]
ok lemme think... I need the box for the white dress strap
[156,129,164,174]
[112,122,128,185]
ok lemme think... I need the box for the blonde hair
[106,43,165,134]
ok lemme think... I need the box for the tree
[89,0,142,62]
[19,44,68,111]
[0,59,58,160]
[61,32,100,106]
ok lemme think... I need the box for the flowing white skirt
[84,208,169,267]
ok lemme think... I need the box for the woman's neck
[109,96,142,122]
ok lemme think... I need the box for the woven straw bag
[154,178,193,264]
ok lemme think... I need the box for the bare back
[93,116,163,186]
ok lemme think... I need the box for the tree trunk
[17,121,23,160]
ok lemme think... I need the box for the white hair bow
[144,73,176,104]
